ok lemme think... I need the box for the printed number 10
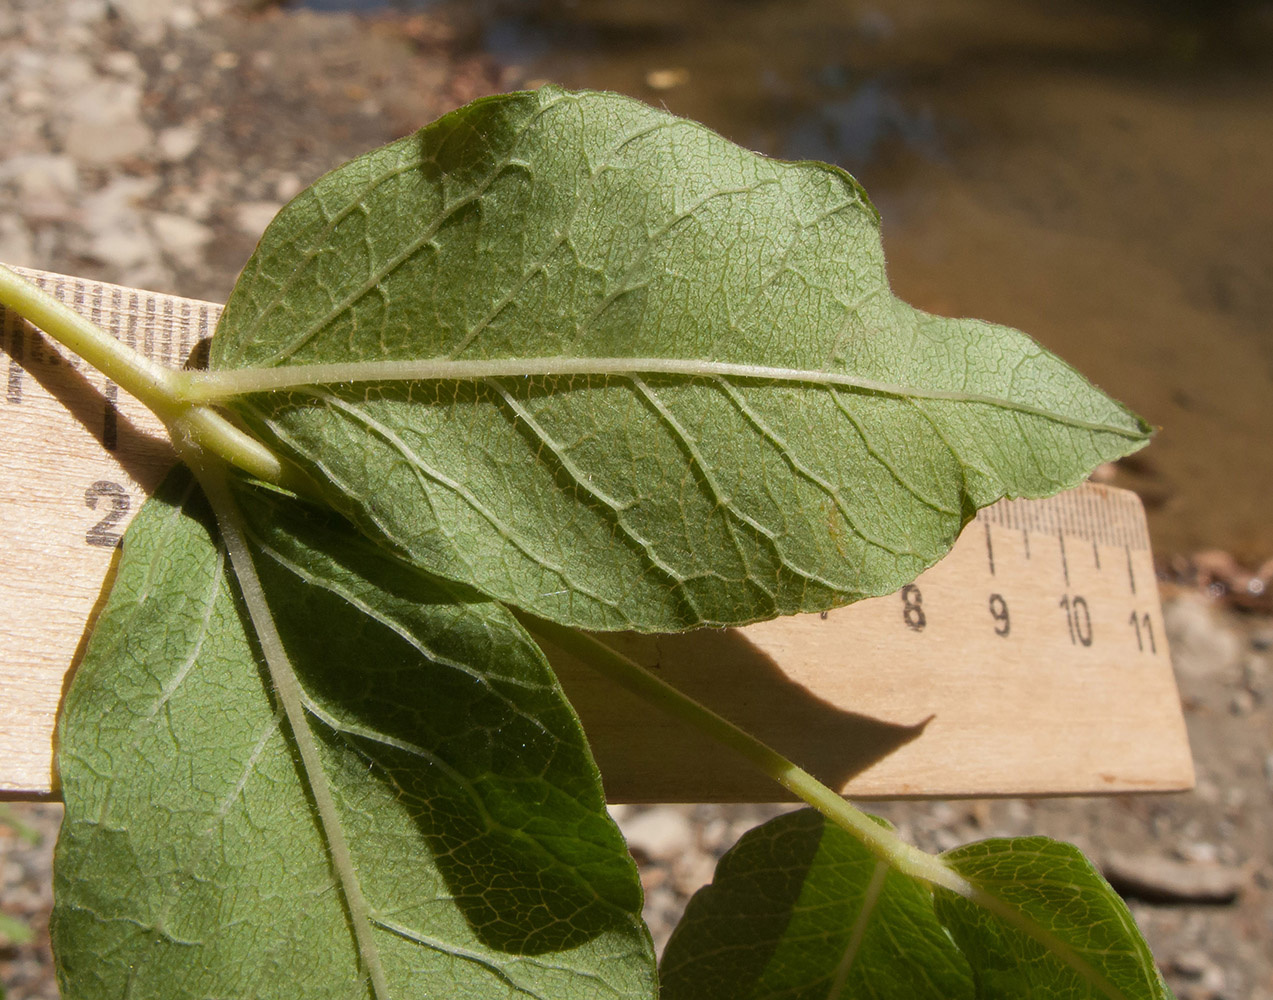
[1059,594,1093,647]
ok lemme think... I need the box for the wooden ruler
[0,266,1194,802]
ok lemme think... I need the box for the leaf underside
[936,838,1176,1000]
[211,86,1151,633]
[50,86,1165,1000]
[662,811,1173,1000]
[53,471,655,1000]
[661,809,973,1000]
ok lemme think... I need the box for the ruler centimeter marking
[0,265,1192,801]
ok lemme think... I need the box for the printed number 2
[85,481,130,547]
[1059,594,1093,646]
[901,584,926,631]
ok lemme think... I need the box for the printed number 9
[989,593,1010,637]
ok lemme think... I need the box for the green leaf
[52,470,655,999]
[208,86,1150,633]
[935,838,1175,1000]
[660,809,973,1000]
[661,815,1173,1000]
[0,911,34,948]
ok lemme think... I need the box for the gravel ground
[1,2,1270,997]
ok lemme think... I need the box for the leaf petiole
[188,455,393,1000]
[518,613,973,898]
[0,265,295,490]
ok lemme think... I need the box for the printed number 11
[1129,611,1157,653]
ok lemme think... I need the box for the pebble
[617,806,695,864]
[234,200,285,238]
[1164,594,1245,681]
[149,211,213,268]
[61,78,152,164]
[0,154,79,222]
[0,216,35,263]
[1103,851,1246,904]
[157,124,201,163]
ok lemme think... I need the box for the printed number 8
[901,584,926,631]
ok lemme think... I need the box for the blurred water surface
[298,0,1273,562]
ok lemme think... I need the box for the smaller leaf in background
[660,809,973,1000]
[0,805,43,847]
[935,838,1175,1000]
[53,470,655,1000]
[0,911,34,948]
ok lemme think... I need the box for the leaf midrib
[185,356,1145,438]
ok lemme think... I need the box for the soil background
[1,2,1270,998]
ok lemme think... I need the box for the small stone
[61,79,152,165]
[645,67,690,91]
[109,0,183,43]
[1163,593,1244,681]
[618,807,694,863]
[0,217,35,264]
[169,5,199,31]
[149,212,212,268]
[234,200,284,238]
[157,124,201,162]
[1103,851,1245,904]
[274,172,304,202]
[1175,950,1209,975]
[101,50,143,80]
[1177,841,1219,865]
[0,153,79,220]
[671,849,717,895]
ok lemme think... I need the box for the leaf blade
[210,87,1149,632]
[659,809,974,1000]
[52,471,655,999]
[935,838,1175,1000]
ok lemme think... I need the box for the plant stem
[519,613,974,899]
[0,264,182,415]
[0,264,295,489]
[191,455,392,1000]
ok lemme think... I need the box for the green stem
[519,613,974,899]
[0,264,295,489]
[0,264,182,415]
[190,455,392,1000]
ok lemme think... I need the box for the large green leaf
[208,86,1150,632]
[660,809,974,1000]
[52,470,655,999]
[934,838,1175,1000]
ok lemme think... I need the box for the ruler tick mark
[103,381,119,451]
[1058,530,1070,587]
[1126,546,1136,595]
[1092,538,1100,570]
[5,317,25,403]
[984,521,995,576]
